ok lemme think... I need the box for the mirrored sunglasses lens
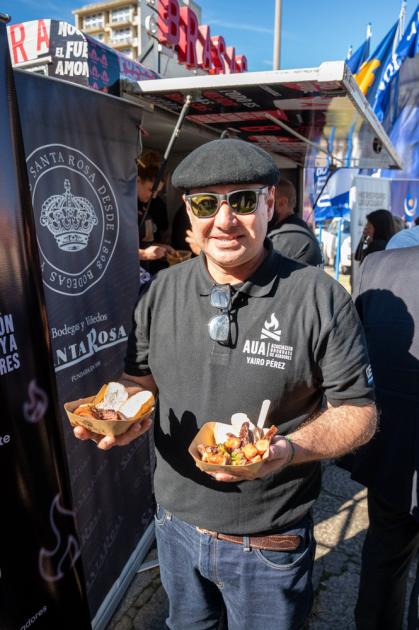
[208,314,230,342]
[210,286,230,308]
[229,190,258,214]
[191,194,219,217]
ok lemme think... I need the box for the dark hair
[137,163,159,182]
[366,209,396,242]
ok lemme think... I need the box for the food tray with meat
[188,420,278,480]
[64,382,155,437]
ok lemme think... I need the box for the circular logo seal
[404,195,417,218]
[26,144,119,296]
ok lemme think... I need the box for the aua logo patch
[242,313,294,370]
[26,144,119,296]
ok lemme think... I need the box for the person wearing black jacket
[351,246,419,629]
[267,178,323,266]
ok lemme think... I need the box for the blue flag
[354,20,399,105]
[310,29,372,221]
[373,5,419,122]
[347,29,371,74]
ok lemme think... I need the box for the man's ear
[267,187,275,221]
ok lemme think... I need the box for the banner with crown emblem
[0,20,92,629]
[14,69,155,618]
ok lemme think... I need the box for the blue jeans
[155,506,316,630]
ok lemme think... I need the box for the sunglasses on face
[185,187,268,219]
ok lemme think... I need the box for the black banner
[0,20,91,630]
[14,71,155,617]
[7,19,158,96]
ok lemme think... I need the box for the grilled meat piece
[264,425,278,441]
[239,421,252,445]
[91,407,119,421]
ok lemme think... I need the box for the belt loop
[243,535,251,552]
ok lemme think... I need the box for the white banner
[350,176,391,252]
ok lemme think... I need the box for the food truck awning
[137,61,402,170]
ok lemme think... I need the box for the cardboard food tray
[188,421,265,480]
[64,387,153,437]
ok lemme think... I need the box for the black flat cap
[172,139,280,191]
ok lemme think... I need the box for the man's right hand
[73,412,153,450]
[139,245,167,261]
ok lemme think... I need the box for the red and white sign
[155,0,247,74]
[8,19,51,65]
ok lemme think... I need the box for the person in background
[386,222,419,629]
[386,224,419,250]
[392,214,405,233]
[354,209,396,264]
[267,178,323,266]
[137,158,173,274]
[171,201,201,256]
[74,139,376,630]
[349,240,419,630]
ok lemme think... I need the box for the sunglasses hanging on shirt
[208,284,231,344]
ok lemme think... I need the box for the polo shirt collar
[198,239,281,298]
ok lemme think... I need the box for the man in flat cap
[74,139,376,630]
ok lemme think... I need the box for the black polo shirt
[125,240,373,534]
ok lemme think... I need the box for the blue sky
[3,0,412,71]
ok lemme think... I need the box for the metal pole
[335,216,343,280]
[264,112,344,164]
[399,0,407,39]
[273,0,282,70]
[139,94,192,232]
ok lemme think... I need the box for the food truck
[3,13,401,630]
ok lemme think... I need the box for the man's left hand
[206,436,293,482]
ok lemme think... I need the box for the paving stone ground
[107,463,417,630]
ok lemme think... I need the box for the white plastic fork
[257,399,271,429]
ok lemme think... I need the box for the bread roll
[119,390,155,420]
[96,382,128,410]
[92,383,108,405]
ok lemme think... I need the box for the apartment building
[73,0,201,65]
[73,0,139,59]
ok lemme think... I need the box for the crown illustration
[40,179,99,252]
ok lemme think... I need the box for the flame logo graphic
[23,379,49,423]
[264,313,280,331]
[39,495,81,582]
[261,313,281,341]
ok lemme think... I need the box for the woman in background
[355,209,396,264]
